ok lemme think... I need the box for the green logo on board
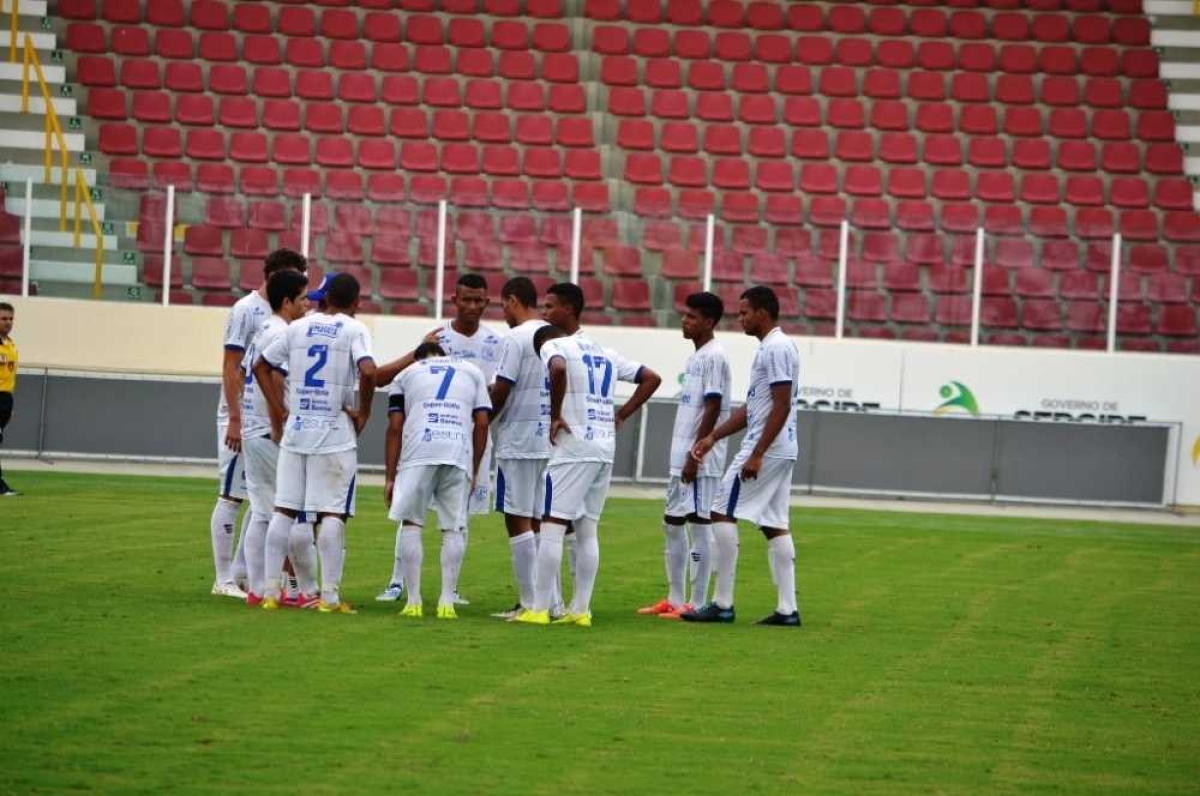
[934,382,980,417]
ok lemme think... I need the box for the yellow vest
[0,335,17,393]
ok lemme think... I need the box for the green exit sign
[127,286,142,300]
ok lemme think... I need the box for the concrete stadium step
[24,229,118,250]
[0,163,95,185]
[28,259,138,287]
[0,127,84,152]
[0,61,64,84]
[5,196,107,221]
[0,94,78,116]
[1145,0,1193,12]
[2,31,57,51]
[0,0,49,16]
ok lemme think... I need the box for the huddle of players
[209,248,801,626]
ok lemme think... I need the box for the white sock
[533,522,567,613]
[453,525,468,593]
[209,498,239,584]
[232,507,252,585]
[767,543,778,585]
[711,521,739,609]
[440,529,466,606]
[316,517,347,605]
[390,526,405,587]
[571,518,600,616]
[509,531,537,609]
[399,526,424,608]
[243,512,269,597]
[689,523,714,608]
[263,512,293,599]
[664,522,689,607]
[288,521,318,596]
[768,534,798,615]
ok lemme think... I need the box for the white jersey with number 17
[260,312,374,455]
[389,356,491,473]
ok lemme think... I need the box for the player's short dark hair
[547,282,585,318]
[456,273,488,292]
[685,291,723,323]
[741,285,780,320]
[266,269,309,311]
[263,248,308,277]
[533,324,566,355]
[501,276,537,307]
[414,341,446,360]
[0,302,12,314]
[324,272,360,310]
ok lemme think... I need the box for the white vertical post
[20,178,32,297]
[160,184,175,307]
[1107,232,1123,353]
[970,226,984,347]
[434,199,447,322]
[834,220,849,339]
[703,213,715,292]
[569,206,582,284]
[300,192,311,258]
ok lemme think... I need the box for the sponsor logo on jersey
[306,322,344,338]
[934,381,980,416]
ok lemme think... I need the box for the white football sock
[243,512,269,597]
[389,526,405,586]
[209,498,239,584]
[509,530,537,609]
[263,512,293,600]
[232,507,252,585]
[689,522,714,608]
[664,522,689,607]
[453,525,469,593]
[440,529,465,606]
[533,522,566,613]
[768,534,798,615]
[571,518,600,616]
[316,517,347,605]
[287,521,318,596]
[711,521,739,609]
[399,526,424,608]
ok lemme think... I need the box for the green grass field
[2,471,1199,795]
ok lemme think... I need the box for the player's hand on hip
[740,452,764,481]
[346,408,367,435]
[681,457,699,484]
[549,418,571,445]
[224,417,243,452]
[690,435,715,464]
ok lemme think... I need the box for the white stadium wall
[10,298,1200,507]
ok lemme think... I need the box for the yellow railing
[11,28,105,298]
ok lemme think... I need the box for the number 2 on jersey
[581,354,612,397]
[305,344,329,388]
[429,365,456,400]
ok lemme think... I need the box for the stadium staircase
[0,0,1198,350]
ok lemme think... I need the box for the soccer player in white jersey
[385,342,491,620]
[517,285,662,627]
[210,249,307,599]
[376,273,502,604]
[254,273,376,614]
[638,291,732,620]
[237,269,310,606]
[487,277,549,618]
[685,286,802,627]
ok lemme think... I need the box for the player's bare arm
[615,366,662,431]
[692,405,749,463]
[252,356,287,443]
[470,408,489,490]
[222,348,246,452]
[742,382,793,481]
[348,358,377,435]
[682,394,723,483]
[546,355,569,444]
[384,408,404,506]
[373,330,442,387]
[489,378,512,415]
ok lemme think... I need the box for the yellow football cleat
[399,603,424,618]
[513,609,549,625]
[318,600,357,614]
[552,612,593,627]
[261,596,281,611]
[436,603,458,620]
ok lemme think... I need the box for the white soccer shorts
[543,460,613,523]
[390,463,469,530]
[242,435,280,521]
[712,453,795,530]
[494,457,547,519]
[274,448,358,517]
[664,475,719,521]
[216,420,248,501]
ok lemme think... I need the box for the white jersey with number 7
[388,356,491,473]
